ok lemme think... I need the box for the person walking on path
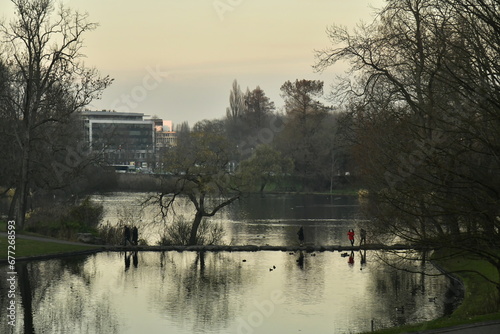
[124,226,132,246]
[360,228,367,246]
[347,229,355,246]
[297,226,305,246]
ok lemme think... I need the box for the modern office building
[81,110,155,168]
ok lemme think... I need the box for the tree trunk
[8,185,20,220]
[12,140,30,230]
[189,211,204,245]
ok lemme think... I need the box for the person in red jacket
[347,229,355,246]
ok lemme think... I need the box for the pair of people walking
[297,226,367,246]
[347,228,367,246]
[124,226,139,246]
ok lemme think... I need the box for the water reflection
[0,251,457,334]
[0,257,121,334]
[151,251,247,333]
[124,251,139,271]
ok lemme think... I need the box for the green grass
[1,219,101,260]
[363,312,500,334]
[0,235,99,260]
[440,252,499,318]
[362,249,500,333]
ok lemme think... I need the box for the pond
[0,193,462,333]
[1,250,460,334]
[92,192,366,246]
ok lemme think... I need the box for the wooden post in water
[371,319,374,332]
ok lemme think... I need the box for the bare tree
[315,0,500,292]
[1,0,112,228]
[155,130,241,245]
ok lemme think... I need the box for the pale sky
[1,0,384,126]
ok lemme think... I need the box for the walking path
[411,320,500,334]
[0,231,100,246]
[1,231,426,253]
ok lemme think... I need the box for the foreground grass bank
[0,235,99,260]
[364,249,500,333]
[0,221,100,260]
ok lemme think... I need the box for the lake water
[0,193,461,334]
[92,192,367,246]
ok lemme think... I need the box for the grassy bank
[363,249,500,333]
[0,235,98,260]
[0,221,99,260]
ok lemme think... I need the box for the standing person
[124,226,131,246]
[360,228,367,246]
[347,229,355,246]
[132,226,138,245]
[297,226,305,246]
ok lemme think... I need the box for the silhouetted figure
[347,229,355,246]
[297,226,305,246]
[124,226,132,246]
[132,226,138,245]
[360,228,367,246]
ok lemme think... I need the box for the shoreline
[0,242,423,264]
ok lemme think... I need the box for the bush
[25,196,103,240]
[67,197,103,230]
[159,218,225,246]
[98,221,124,245]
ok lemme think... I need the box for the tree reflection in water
[0,257,120,334]
[367,251,462,330]
[151,251,246,333]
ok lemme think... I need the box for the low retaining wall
[1,243,424,264]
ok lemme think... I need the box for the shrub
[25,196,103,240]
[98,221,125,245]
[159,218,225,246]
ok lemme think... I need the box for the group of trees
[171,78,352,194]
[0,0,112,229]
[155,79,353,244]
[314,0,500,290]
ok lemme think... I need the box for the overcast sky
[1,0,384,126]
